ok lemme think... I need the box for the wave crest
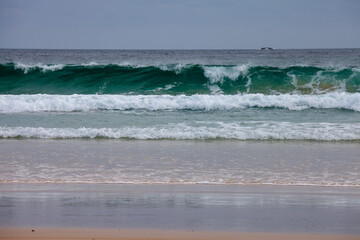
[14,63,64,73]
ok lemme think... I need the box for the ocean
[0,48,359,186]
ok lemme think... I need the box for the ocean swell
[0,63,359,94]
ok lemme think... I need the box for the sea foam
[0,93,359,113]
[1,121,359,140]
[14,63,64,73]
[203,65,249,83]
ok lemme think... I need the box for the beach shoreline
[1,227,359,240]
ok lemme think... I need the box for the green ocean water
[1,63,359,95]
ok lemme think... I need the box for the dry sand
[1,227,359,240]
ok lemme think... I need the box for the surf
[0,92,359,113]
[1,121,360,140]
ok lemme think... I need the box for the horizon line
[1,47,359,51]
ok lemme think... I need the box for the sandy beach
[1,227,359,240]
[1,141,360,239]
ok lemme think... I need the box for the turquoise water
[1,63,359,95]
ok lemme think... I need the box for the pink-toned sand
[1,227,358,240]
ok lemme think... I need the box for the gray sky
[0,0,359,49]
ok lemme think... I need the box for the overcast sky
[0,0,359,49]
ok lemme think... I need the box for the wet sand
[0,184,359,235]
[1,141,359,238]
[1,227,359,240]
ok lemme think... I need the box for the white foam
[0,121,359,140]
[208,85,224,94]
[153,84,177,92]
[202,65,249,84]
[78,62,149,68]
[81,61,99,66]
[0,93,359,113]
[157,63,194,74]
[116,62,147,68]
[14,63,64,73]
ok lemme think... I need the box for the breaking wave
[1,121,359,140]
[0,93,359,113]
[0,63,359,94]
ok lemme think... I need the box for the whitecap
[14,63,64,73]
[202,65,250,84]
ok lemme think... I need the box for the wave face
[1,63,359,95]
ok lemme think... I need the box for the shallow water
[0,140,359,186]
